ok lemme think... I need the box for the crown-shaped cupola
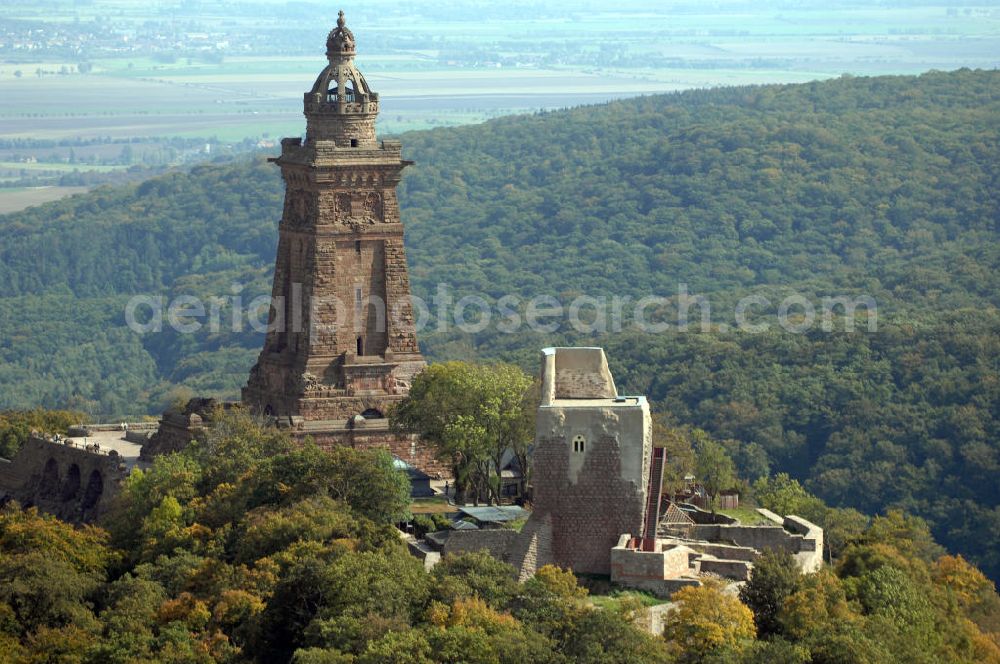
[304,11,379,147]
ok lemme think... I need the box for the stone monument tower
[243,11,425,423]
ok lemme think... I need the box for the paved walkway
[65,430,146,471]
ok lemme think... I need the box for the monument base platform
[295,417,452,479]
[144,398,451,480]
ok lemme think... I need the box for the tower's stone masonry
[243,12,425,425]
[509,347,653,577]
[308,428,451,478]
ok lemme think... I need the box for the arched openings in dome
[324,69,371,104]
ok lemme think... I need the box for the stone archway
[61,463,81,502]
[40,458,60,497]
[361,407,384,419]
[81,470,103,510]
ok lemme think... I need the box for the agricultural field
[1,0,998,213]
[0,186,88,214]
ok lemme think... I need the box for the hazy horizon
[1,0,997,211]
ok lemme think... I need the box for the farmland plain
[1,0,998,212]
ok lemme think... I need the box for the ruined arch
[40,458,60,497]
[61,463,81,502]
[361,408,384,419]
[81,470,103,510]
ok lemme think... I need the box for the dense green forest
[2,410,999,663]
[0,69,997,581]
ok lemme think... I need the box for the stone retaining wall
[0,436,126,522]
[610,536,700,598]
[689,524,803,552]
[698,557,751,580]
[433,529,520,559]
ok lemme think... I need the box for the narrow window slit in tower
[355,239,361,254]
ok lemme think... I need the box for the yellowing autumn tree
[662,579,755,662]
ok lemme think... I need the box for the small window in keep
[572,435,586,453]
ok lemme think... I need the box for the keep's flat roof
[543,396,646,408]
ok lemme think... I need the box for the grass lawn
[718,506,773,525]
[507,517,528,532]
[410,496,457,515]
[589,590,666,611]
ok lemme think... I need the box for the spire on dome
[306,9,379,145]
[326,10,356,59]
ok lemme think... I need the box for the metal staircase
[640,446,665,549]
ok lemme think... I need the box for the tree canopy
[392,361,534,504]
[0,406,998,662]
[0,69,997,580]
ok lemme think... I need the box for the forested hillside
[6,412,999,663]
[0,69,997,577]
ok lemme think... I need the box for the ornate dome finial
[326,9,356,59]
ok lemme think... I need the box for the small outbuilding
[393,456,434,498]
